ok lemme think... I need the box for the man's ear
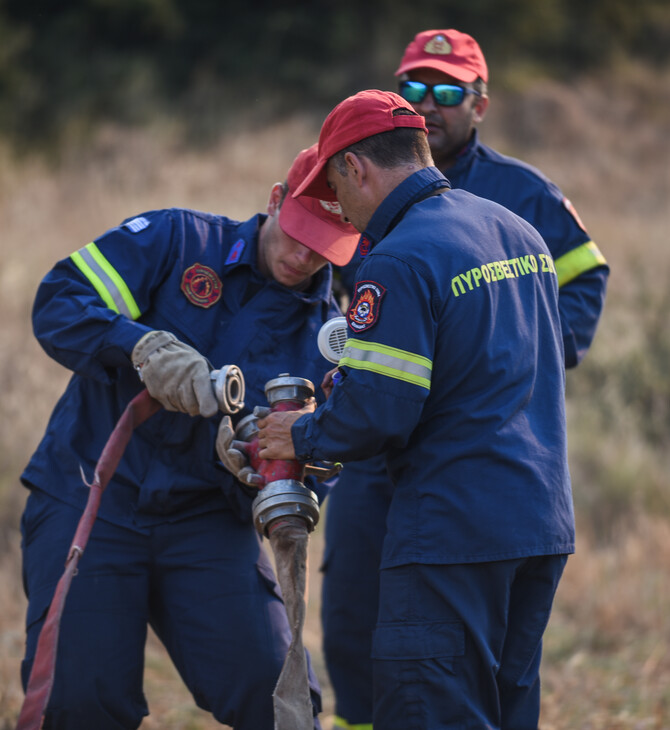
[343,152,366,187]
[266,182,285,216]
[473,94,489,124]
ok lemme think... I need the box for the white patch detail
[319,200,343,216]
[124,216,150,233]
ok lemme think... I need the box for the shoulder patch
[225,238,246,265]
[123,216,150,233]
[181,263,222,308]
[563,198,587,233]
[347,280,386,332]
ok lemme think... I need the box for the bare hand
[320,367,340,400]
[257,399,316,459]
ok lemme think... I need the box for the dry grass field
[1,65,669,728]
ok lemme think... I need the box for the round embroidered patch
[181,263,222,308]
[347,280,386,332]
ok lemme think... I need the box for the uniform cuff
[291,413,315,462]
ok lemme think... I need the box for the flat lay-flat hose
[268,515,313,730]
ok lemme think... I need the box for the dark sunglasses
[399,80,481,107]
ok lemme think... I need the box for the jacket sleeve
[557,264,608,367]
[527,186,609,369]
[291,254,433,464]
[32,211,178,382]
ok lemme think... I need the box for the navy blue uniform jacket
[22,208,341,529]
[340,130,608,368]
[293,168,575,568]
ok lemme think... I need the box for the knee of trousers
[21,595,147,729]
[22,658,147,730]
[201,651,322,729]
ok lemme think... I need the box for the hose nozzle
[252,479,320,537]
[210,365,245,414]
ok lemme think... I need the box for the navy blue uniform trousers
[323,461,567,729]
[21,488,322,730]
[372,558,567,730]
[321,457,392,726]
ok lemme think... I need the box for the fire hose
[15,365,330,730]
[232,374,341,730]
[16,312,350,730]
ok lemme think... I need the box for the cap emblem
[424,34,452,55]
[319,199,343,216]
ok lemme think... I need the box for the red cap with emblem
[279,144,360,266]
[395,29,488,84]
[292,90,428,202]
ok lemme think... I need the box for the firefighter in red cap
[324,30,609,729]
[256,89,575,730]
[19,145,358,730]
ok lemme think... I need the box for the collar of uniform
[363,166,451,246]
[228,213,334,305]
[443,128,480,178]
[294,261,334,305]
[222,214,265,275]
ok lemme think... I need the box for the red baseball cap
[278,144,360,266]
[395,29,488,83]
[292,90,428,201]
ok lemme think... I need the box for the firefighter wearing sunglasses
[327,29,609,730]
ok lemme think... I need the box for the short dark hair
[473,77,487,96]
[331,109,432,174]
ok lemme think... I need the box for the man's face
[259,206,328,290]
[404,68,487,170]
[326,158,371,234]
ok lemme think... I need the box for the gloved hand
[216,416,264,487]
[131,330,218,417]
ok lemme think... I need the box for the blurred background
[1,1,669,728]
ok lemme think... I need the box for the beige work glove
[216,416,264,487]
[131,330,218,417]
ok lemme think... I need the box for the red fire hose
[15,389,161,730]
[16,373,322,730]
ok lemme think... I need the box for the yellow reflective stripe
[70,242,141,319]
[339,338,432,390]
[70,249,118,313]
[554,241,607,287]
[333,716,373,730]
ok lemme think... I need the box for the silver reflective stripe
[71,243,139,319]
[340,339,432,390]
